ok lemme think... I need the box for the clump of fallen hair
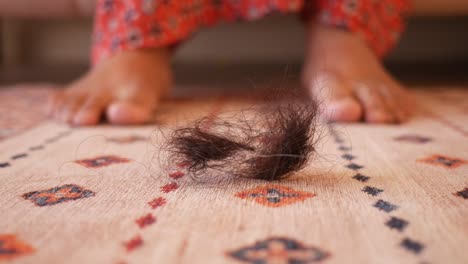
[168,124,254,172]
[166,98,318,181]
[245,102,317,180]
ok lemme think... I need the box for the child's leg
[302,0,413,123]
[49,0,183,126]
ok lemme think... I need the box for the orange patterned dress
[92,0,410,64]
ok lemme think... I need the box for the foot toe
[355,82,395,123]
[48,92,67,120]
[307,71,363,122]
[106,101,154,125]
[324,97,363,122]
[59,96,85,123]
[73,97,107,126]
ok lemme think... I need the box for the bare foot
[48,48,172,126]
[302,22,413,123]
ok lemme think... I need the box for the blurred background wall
[1,0,468,85]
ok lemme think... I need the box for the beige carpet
[0,86,467,264]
